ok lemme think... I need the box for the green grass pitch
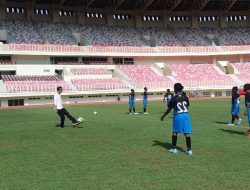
[0,99,250,190]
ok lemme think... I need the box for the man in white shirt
[54,86,79,128]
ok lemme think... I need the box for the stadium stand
[118,65,174,89]
[36,22,76,45]
[231,62,250,83]
[167,63,235,87]
[1,19,250,47]
[70,68,111,75]
[202,27,250,45]
[138,27,180,46]
[0,61,15,64]
[71,78,128,91]
[0,20,43,44]
[2,75,69,93]
[68,23,144,46]
[175,28,209,46]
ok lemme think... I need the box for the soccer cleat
[236,118,242,125]
[143,112,149,115]
[73,122,80,127]
[226,123,235,127]
[186,150,193,155]
[169,148,177,154]
[133,112,139,115]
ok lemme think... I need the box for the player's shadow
[218,128,246,135]
[215,121,229,124]
[55,124,61,128]
[152,140,185,152]
[54,124,83,128]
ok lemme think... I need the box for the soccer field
[0,99,250,190]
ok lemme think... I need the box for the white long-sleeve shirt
[54,93,63,110]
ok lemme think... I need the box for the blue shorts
[167,100,171,107]
[248,108,250,123]
[143,99,148,107]
[231,104,240,115]
[173,113,192,134]
[129,100,135,107]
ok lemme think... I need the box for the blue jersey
[129,92,135,107]
[232,92,240,105]
[143,91,148,106]
[245,92,250,107]
[231,92,240,115]
[165,92,173,103]
[168,92,189,116]
[143,91,148,100]
[246,93,250,123]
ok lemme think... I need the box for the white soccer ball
[93,111,97,115]
[77,117,84,122]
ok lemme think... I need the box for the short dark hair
[57,86,63,91]
[232,86,238,92]
[144,87,147,91]
[244,83,250,92]
[167,89,170,92]
[174,83,183,93]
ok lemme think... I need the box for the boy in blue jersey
[227,86,242,126]
[129,89,138,115]
[161,83,192,155]
[244,84,250,134]
[163,89,174,107]
[143,87,149,114]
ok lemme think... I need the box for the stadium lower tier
[1,63,249,93]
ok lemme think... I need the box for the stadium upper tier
[1,20,250,46]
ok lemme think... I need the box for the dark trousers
[57,108,77,127]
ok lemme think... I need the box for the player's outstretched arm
[161,108,172,121]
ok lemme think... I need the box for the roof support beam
[195,0,210,10]
[86,0,96,8]
[171,0,182,10]
[224,0,237,10]
[61,0,67,5]
[115,0,126,8]
[144,0,155,9]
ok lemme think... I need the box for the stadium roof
[4,0,250,11]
